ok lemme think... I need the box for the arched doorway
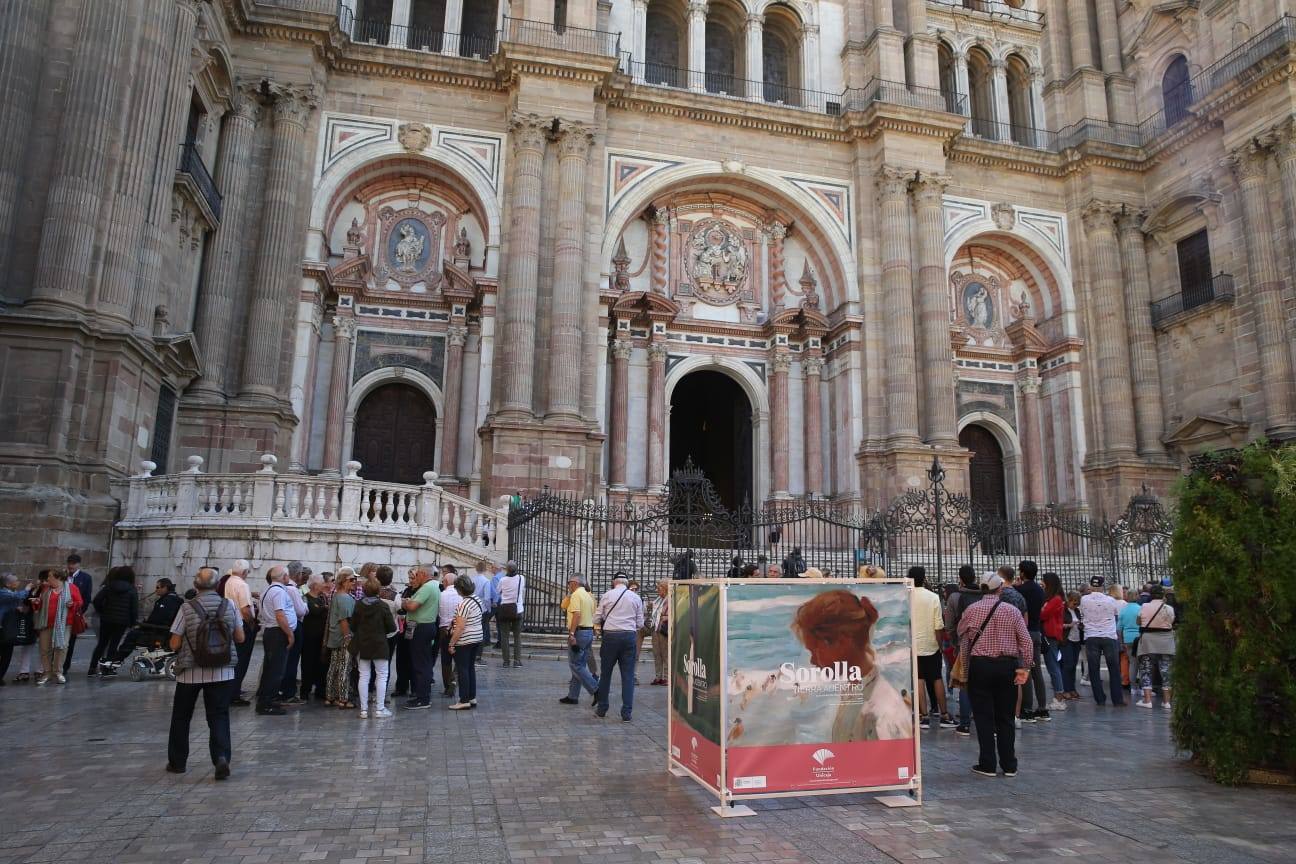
[960,424,1007,517]
[669,370,753,511]
[352,383,437,484]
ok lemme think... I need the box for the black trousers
[61,633,78,674]
[299,631,327,698]
[410,622,439,702]
[438,626,455,692]
[0,642,12,680]
[234,623,258,694]
[393,634,412,694]
[167,679,235,769]
[278,623,303,699]
[256,628,290,710]
[89,622,128,673]
[968,656,1020,774]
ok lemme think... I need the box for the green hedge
[1171,443,1296,784]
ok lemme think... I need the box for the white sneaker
[1135,700,1152,708]
[469,699,477,706]
[35,676,48,687]
[1162,702,1172,711]
[358,710,369,719]
[448,702,472,710]
[1013,717,1022,729]
[1048,697,1068,711]
[375,708,393,718]
[55,674,66,684]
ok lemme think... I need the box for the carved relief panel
[375,206,446,291]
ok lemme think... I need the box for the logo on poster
[811,747,837,780]
[691,737,698,750]
[811,748,835,766]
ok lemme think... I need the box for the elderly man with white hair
[592,573,644,721]
[223,559,258,706]
[255,565,304,715]
[558,574,598,706]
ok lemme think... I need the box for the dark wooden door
[960,424,1007,517]
[352,383,437,485]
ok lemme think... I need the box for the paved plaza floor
[2,650,1293,864]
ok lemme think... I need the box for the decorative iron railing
[962,116,1057,150]
[177,143,221,222]
[1150,274,1235,327]
[927,0,1045,25]
[338,7,496,57]
[500,16,620,58]
[844,78,966,115]
[622,58,843,114]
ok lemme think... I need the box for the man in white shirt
[909,567,956,728]
[593,574,645,721]
[437,565,463,697]
[1079,576,1125,706]
[224,559,258,706]
[254,565,301,715]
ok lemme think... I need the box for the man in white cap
[956,572,1033,778]
[1079,575,1124,706]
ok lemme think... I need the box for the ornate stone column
[953,49,971,117]
[439,325,468,479]
[1030,70,1047,147]
[1066,0,1094,70]
[874,0,892,29]
[29,0,133,312]
[769,349,791,497]
[1017,374,1047,510]
[609,338,632,488]
[745,14,763,100]
[646,341,668,488]
[441,0,463,54]
[990,59,1010,140]
[802,354,824,496]
[1094,0,1122,74]
[650,208,669,293]
[1081,201,1138,457]
[239,83,317,401]
[321,316,356,475]
[496,113,548,417]
[0,0,51,289]
[688,0,707,92]
[912,172,958,447]
[547,121,594,420]
[192,84,261,397]
[801,24,821,93]
[1231,141,1296,436]
[1115,208,1166,457]
[768,222,787,307]
[631,0,648,80]
[877,166,920,443]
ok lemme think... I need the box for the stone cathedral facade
[2,0,1295,573]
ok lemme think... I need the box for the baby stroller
[99,623,177,681]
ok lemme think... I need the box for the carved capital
[268,83,318,126]
[333,315,356,341]
[653,207,671,226]
[767,221,787,241]
[876,165,914,201]
[800,24,819,38]
[555,121,594,160]
[687,0,708,20]
[1226,140,1271,184]
[647,342,669,362]
[746,12,763,27]
[769,350,792,373]
[446,325,469,348]
[803,355,824,376]
[611,338,634,360]
[230,80,263,124]
[910,172,951,206]
[1115,206,1147,234]
[1270,117,1296,163]
[509,112,549,153]
[1017,375,1041,396]
[1080,200,1120,233]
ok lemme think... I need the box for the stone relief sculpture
[965,282,992,328]
[687,218,749,305]
[394,223,425,269]
[453,226,471,259]
[346,217,363,247]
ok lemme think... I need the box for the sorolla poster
[724,582,917,794]
[669,582,722,791]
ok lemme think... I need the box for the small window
[151,385,178,474]
[1162,55,1192,128]
[1175,229,1213,310]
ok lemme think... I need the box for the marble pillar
[1115,208,1166,457]
[439,325,468,478]
[547,121,594,420]
[746,14,763,99]
[1081,201,1138,457]
[239,84,317,401]
[768,222,787,307]
[803,354,824,496]
[1094,0,1122,74]
[29,0,133,312]
[0,0,50,290]
[496,113,547,417]
[631,0,648,80]
[1066,0,1094,70]
[647,341,668,488]
[442,0,463,55]
[1017,375,1047,509]
[322,316,356,475]
[912,172,957,447]
[801,24,820,93]
[877,166,920,443]
[609,338,632,488]
[191,84,261,397]
[1231,141,1296,436]
[990,59,1010,140]
[770,350,791,496]
[650,209,669,293]
[953,50,971,118]
[688,0,707,92]
[1030,71,1047,147]
[390,0,412,48]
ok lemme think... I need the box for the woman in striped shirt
[447,574,483,711]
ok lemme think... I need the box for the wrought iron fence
[507,459,1176,632]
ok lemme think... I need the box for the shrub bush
[1171,443,1296,783]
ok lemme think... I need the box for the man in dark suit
[64,554,94,675]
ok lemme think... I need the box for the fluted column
[990,59,1010,140]
[905,0,926,35]
[631,0,648,80]
[239,84,317,400]
[29,0,134,312]
[322,316,356,475]
[0,0,51,289]
[688,1,707,92]
[647,341,668,488]
[1081,201,1137,457]
[874,0,892,29]
[745,14,763,100]
[877,166,920,443]
[912,173,958,447]
[192,85,261,397]
[437,324,468,478]
[1017,375,1047,509]
[769,350,791,497]
[547,121,594,420]
[1115,209,1166,457]
[609,338,632,488]
[953,50,971,117]
[496,113,547,417]
[801,24,820,92]
[803,354,823,496]
[390,0,412,47]
[1094,0,1122,74]
[1066,0,1094,70]
[1231,141,1296,436]
[441,0,463,55]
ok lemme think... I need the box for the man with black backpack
[166,567,244,780]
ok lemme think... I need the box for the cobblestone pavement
[2,649,1293,864]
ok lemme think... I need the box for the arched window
[408,0,447,51]
[355,0,394,43]
[762,5,802,105]
[938,41,960,114]
[1162,54,1192,128]
[966,46,996,139]
[1005,54,1034,145]
[703,1,746,95]
[645,2,685,86]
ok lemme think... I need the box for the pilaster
[609,338,632,489]
[321,315,356,475]
[1115,208,1167,458]
[547,120,594,420]
[1081,200,1138,460]
[439,324,469,479]
[912,172,957,448]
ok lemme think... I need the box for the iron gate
[507,459,1175,633]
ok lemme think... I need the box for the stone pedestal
[857,443,971,507]
[478,415,604,501]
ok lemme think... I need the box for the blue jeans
[957,685,972,727]
[1042,636,1064,694]
[567,629,599,700]
[1060,640,1082,692]
[594,630,637,720]
[1085,637,1124,705]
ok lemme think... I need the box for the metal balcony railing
[844,79,966,115]
[962,116,1056,150]
[1150,274,1235,327]
[623,58,843,114]
[339,7,496,58]
[500,16,620,58]
[927,0,1044,25]
[177,143,221,222]
[1055,117,1142,149]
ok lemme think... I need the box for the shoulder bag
[1139,601,1170,635]
[496,575,524,622]
[950,599,1004,690]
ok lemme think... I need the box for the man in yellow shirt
[559,575,599,705]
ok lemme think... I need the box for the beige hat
[803,567,823,579]
[982,572,1005,591]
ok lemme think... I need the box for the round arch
[664,355,771,505]
[602,164,857,306]
[343,366,446,475]
[958,411,1023,518]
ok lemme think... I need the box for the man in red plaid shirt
[957,573,1033,778]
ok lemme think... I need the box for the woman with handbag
[1135,584,1176,710]
[649,580,669,686]
[31,569,83,686]
[324,569,357,708]
[350,578,397,718]
[0,573,35,684]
